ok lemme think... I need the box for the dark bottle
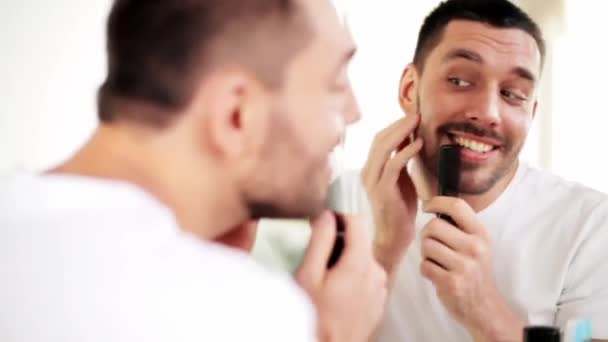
[524,326,561,342]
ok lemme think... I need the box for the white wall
[550,0,608,192]
[0,0,111,173]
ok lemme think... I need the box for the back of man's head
[413,0,545,72]
[86,0,357,228]
[98,0,311,128]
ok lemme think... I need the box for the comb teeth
[438,145,461,197]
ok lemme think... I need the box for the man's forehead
[434,20,542,74]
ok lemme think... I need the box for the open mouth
[448,133,500,154]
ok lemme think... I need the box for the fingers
[420,258,449,284]
[422,218,470,253]
[421,236,461,271]
[421,218,491,269]
[362,114,420,187]
[380,137,423,185]
[296,211,337,290]
[423,197,486,236]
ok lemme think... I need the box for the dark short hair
[413,0,545,72]
[98,0,310,127]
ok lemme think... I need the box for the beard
[416,90,520,195]
[420,121,519,195]
[242,105,330,220]
[247,196,326,220]
[419,121,520,195]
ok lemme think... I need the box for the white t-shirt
[0,173,316,342]
[329,163,608,341]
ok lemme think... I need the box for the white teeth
[454,136,493,153]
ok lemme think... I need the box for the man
[0,0,387,341]
[330,0,608,341]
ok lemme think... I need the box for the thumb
[296,211,337,290]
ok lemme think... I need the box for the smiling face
[404,20,542,195]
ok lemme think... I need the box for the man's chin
[458,182,492,195]
[458,168,503,195]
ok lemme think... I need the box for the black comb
[437,144,461,224]
[327,212,345,268]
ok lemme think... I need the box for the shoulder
[195,240,317,338]
[0,174,316,341]
[519,164,608,211]
[172,234,314,304]
[517,164,608,237]
[124,236,317,341]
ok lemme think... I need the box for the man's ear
[190,70,251,159]
[398,63,419,115]
[192,69,270,162]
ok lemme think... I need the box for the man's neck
[410,156,519,213]
[50,124,249,240]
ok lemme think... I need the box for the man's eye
[448,77,472,88]
[500,89,527,103]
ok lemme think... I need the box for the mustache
[438,122,505,144]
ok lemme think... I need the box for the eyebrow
[442,48,536,84]
[511,66,536,83]
[443,48,483,64]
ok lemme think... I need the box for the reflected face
[414,20,541,194]
[245,0,360,218]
